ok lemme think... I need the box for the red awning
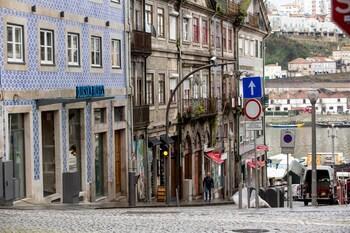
[256,145,269,152]
[206,151,224,164]
[247,160,265,168]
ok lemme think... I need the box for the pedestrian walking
[203,172,214,202]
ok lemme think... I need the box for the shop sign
[76,85,105,98]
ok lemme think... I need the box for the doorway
[194,151,202,196]
[115,130,122,194]
[42,111,57,197]
[95,133,106,197]
[68,109,83,190]
[9,113,26,199]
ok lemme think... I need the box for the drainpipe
[125,0,136,207]
[177,3,183,205]
[234,19,244,209]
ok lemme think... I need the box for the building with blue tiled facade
[0,0,130,203]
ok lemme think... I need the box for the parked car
[301,166,337,205]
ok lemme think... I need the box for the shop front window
[95,133,105,197]
[69,109,83,190]
[42,111,56,197]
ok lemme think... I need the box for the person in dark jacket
[203,172,214,202]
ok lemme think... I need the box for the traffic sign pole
[281,129,296,209]
[254,130,259,209]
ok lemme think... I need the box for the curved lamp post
[307,89,319,207]
[164,61,235,204]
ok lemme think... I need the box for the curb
[0,201,234,211]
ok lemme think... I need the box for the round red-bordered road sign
[244,99,262,120]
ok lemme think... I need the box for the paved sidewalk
[0,198,234,210]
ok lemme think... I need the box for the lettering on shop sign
[76,85,105,98]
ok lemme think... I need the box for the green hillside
[265,34,341,69]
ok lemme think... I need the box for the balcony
[131,30,152,56]
[133,105,150,129]
[247,14,259,28]
[182,98,218,120]
[227,1,239,17]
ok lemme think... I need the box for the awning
[148,137,162,147]
[160,134,175,144]
[206,151,224,164]
[247,160,266,169]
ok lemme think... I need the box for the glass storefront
[42,111,56,197]
[9,113,26,199]
[95,133,105,197]
[68,109,83,190]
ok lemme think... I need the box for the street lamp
[307,89,319,207]
[164,61,235,204]
[328,124,337,167]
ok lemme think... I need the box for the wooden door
[194,152,199,195]
[195,151,202,195]
[115,131,122,193]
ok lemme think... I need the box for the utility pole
[254,130,259,208]
[308,90,319,207]
[328,123,337,167]
[228,134,232,199]
[233,70,242,209]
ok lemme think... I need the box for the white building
[269,15,341,35]
[265,63,286,79]
[288,57,336,77]
[307,57,337,74]
[288,58,311,77]
[267,91,349,114]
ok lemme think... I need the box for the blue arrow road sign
[242,76,263,99]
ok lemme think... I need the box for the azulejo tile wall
[0,0,125,90]
[1,0,127,189]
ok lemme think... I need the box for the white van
[301,166,336,205]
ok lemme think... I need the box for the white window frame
[183,18,190,41]
[184,80,190,100]
[40,29,54,65]
[91,36,102,67]
[7,24,24,63]
[111,39,121,69]
[170,78,177,102]
[244,39,249,56]
[158,74,166,104]
[157,8,165,38]
[169,15,177,41]
[228,28,233,51]
[67,32,80,66]
[145,4,153,33]
[238,38,243,55]
[146,73,154,105]
[250,40,255,57]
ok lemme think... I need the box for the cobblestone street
[0,204,349,233]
